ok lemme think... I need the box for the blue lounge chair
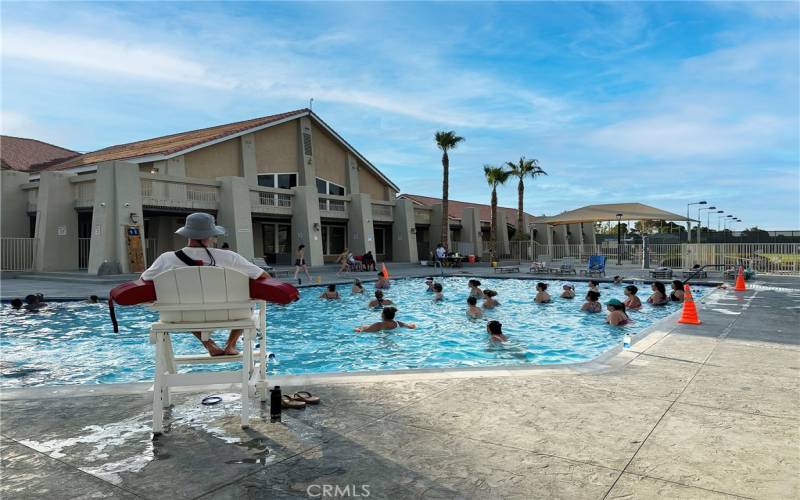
[581,255,606,277]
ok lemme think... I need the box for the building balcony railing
[371,201,394,221]
[319,194,349,219]
[140,173,220,210]
[250,186,294,215]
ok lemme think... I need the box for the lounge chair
[493,261,520,273]
[149,267,267,433]
[649,267,673,280]
[529,259,552,274]
[555,257,577,275]
[252,257,274,272]
[580,255,606,277]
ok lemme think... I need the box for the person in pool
[10,298,23,310]
[319,284,340,300]
[648,281,668,305]
[606,298,630,326]
[466,296,483,318]
[486,320,508,343]
[561,283,576,299]
[613,275,624,285]
[534,282,551,303]
[670,280,685,302]
[468,279,484,298]
[356,306,416,332]
[432,283,444,302]
[482,289,500,308]
[425,277,435,292]
[588,280,600,293]
[352,279,364,294]
[87,295,99,303]
[368,290,393,308]
[375,272,391,289]
[623,285,642,309]
[23,294,46,311]
[581,290,602,313]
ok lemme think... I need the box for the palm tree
[483,165,511,259]
[434,131,464,247]
[506,156,547,237]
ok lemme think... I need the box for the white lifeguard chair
[148,267,268,433]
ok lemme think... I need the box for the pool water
[0,277,707,387]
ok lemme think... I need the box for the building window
[316,177,346,196]
[257,173,297,189]
[321,225,346,256]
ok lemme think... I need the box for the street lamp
[616,213,623,265]
[698,206,716,244]
[687,201,706,242]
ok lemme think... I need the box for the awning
[536,203,696,225]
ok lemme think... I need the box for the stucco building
[1,109,419,273]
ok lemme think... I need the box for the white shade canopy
[533,203,696,226]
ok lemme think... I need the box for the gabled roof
[541,203,695,225]
[398,193,536,224]
[40,109,399,191]
[0,136,79,172]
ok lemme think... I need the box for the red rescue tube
[108,278,299,332]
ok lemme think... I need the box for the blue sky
[2,1,798,229]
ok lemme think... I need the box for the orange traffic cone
[381,263,390,279]
[734,266,747,291]
[678,284,702,325]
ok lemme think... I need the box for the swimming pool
[0,277,707,388]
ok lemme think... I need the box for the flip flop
[281,395,306,410]
[292,391,320,405]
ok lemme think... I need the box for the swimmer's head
[487,320,503,336]
[625,285,638,295]
[484,289,497,298]
[382,306,397,321]
[467,296,477,306]
[10,298,23,309]
[433,283,443,293]
[586,291,600,302]
[375,290,384,299]
[328,284,336,292]
[536,282,548,291]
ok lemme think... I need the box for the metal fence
[1,238,37,271]
[78,238,91,269]
[499,241,800,276]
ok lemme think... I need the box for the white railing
[520,242,800,276]
[145,238,158,266]
[318,195,349,217]
[250,188,294,213]
[139,174,220,209]
[1,237,37,271]
[78,238,91,269]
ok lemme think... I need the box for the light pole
[711,210,723,242]
[616,213,623,265]
[698,206,716,244]
[687,201,706,243]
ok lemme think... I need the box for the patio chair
[580,255,606,277]
[252,257,274,273]
[556,257,577,275]
[528,259,552,274]
[149,267,267,433]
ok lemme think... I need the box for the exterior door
[262,223,291,265]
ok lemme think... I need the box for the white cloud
[1,27,235,89]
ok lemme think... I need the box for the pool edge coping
[0,286,721,401]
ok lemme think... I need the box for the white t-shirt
[140,247,265,281]
[435,247,446,259]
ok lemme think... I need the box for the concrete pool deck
[1,276,798,499]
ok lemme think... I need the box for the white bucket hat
[175,213,226,239]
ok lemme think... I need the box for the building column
[581,223,596,247]
[348,193,376,257]
[87,161,144,274]
[461,207,482,257]
[345,153,359,194]
[156,216,175,255]
[240,133,258,186]
[217,176,254,259]
[296,117,317,187]
[496,209,511,256]
[567,224,582,245]
[290,185,324,266]
[34,171,79,271]
[1,170,31,237]
[429,203,450,252]
[552,225,568,245]
[391,198,418,263]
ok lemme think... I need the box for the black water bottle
[270,385,282,422]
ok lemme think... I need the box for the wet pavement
[1,276,798,499]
